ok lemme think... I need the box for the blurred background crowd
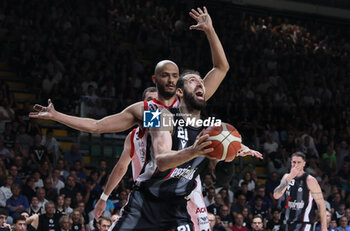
[0,0,349,230]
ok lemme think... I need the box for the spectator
[238,172,256,192]
[21,177,36,202]
[263,133,278,154]
[96,217,111,231]
[55,195,66,216]
[70,209,85,231]
[232,213,248,231]
[0,159,8,184]
[43,177,58,202]
[235,182,253,202]
[219,205,233,227]
[51,168,65,194]
[73,161,87,183]
[36,188,48,209]
[315,210,336,231]
[29,134,49,170]
[26,196,43,216]
[204,187,216,207]
[0,138,11,165]
[337,216,350,231]
[11,215,26,231]
[59,216,72,231]
[207,194,225,216]
[6,184,29,218]
[37,202,61,231]
[41,129,60,165]
[250,186,271,211]
[213,215,229,231]
[57,159,69,181]
[15,125,32,153]
[231,194,249,218]
[250,215,264,231]
[250,196,269,221]
[9,165,23,186]
[0,208,11,231]
[207,213,217,231]
[0,175,13,207]
[63,197,73,216]
[64,144,82,167]
[60,175,83,199]
[264,172,279,203]
[266,208,282,231]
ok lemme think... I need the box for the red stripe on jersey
[144,101,148,110]
[152,98,178,109]
[164,168,176,179]
[129,129,136,158]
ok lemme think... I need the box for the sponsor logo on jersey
[287,200,305,209]
[195,207,207,214]
[170,167,197,180]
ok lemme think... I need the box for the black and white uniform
[283,172,316,231]
[110,108,209,231]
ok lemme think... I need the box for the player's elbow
[273,192,280,200]
[222,62,230,73]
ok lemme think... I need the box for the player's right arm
[273,166,300,199]
[29,99,143,134]
[150,110,213,171]
[94,132,133,221]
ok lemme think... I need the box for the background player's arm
[273,174,292,199]
[94,132,133,221]
[273,165,301,199]
[189,7,230,101]
[307,175,327,231]
[29,99,143,134]
[150,110,213,171]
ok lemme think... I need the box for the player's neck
[156,95,177,107]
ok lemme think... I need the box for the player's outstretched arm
[273,166,300,199]
[29,99,143,134]
[307,176,327,231]
[94,132,133,221]
[150,110,213,171]
[237,144,264,159]
[189,7,230,101]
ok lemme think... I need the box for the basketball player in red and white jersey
[29,7,246,230]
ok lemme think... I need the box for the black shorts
[110,190,194,231]
[283,223,313,231]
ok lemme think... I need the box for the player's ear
[152,75,156,84]
[176,88,183,98]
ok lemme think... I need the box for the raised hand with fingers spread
[189,6,213,32]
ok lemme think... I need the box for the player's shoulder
[306,174,318,184]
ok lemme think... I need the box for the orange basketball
[203,123,242,162]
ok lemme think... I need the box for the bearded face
[183,85,206,110]
[156,78,176,99]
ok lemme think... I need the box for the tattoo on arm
[274,179,289,194]
[311,191,324,200]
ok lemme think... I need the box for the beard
[183,88,206,110]
[156,79,176,99]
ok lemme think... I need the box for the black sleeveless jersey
[284,172,316,224]
[136,108,209,199]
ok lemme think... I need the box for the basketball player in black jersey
[273,152,326,231]
[109,72,262,231]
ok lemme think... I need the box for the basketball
[203,122,242,162]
